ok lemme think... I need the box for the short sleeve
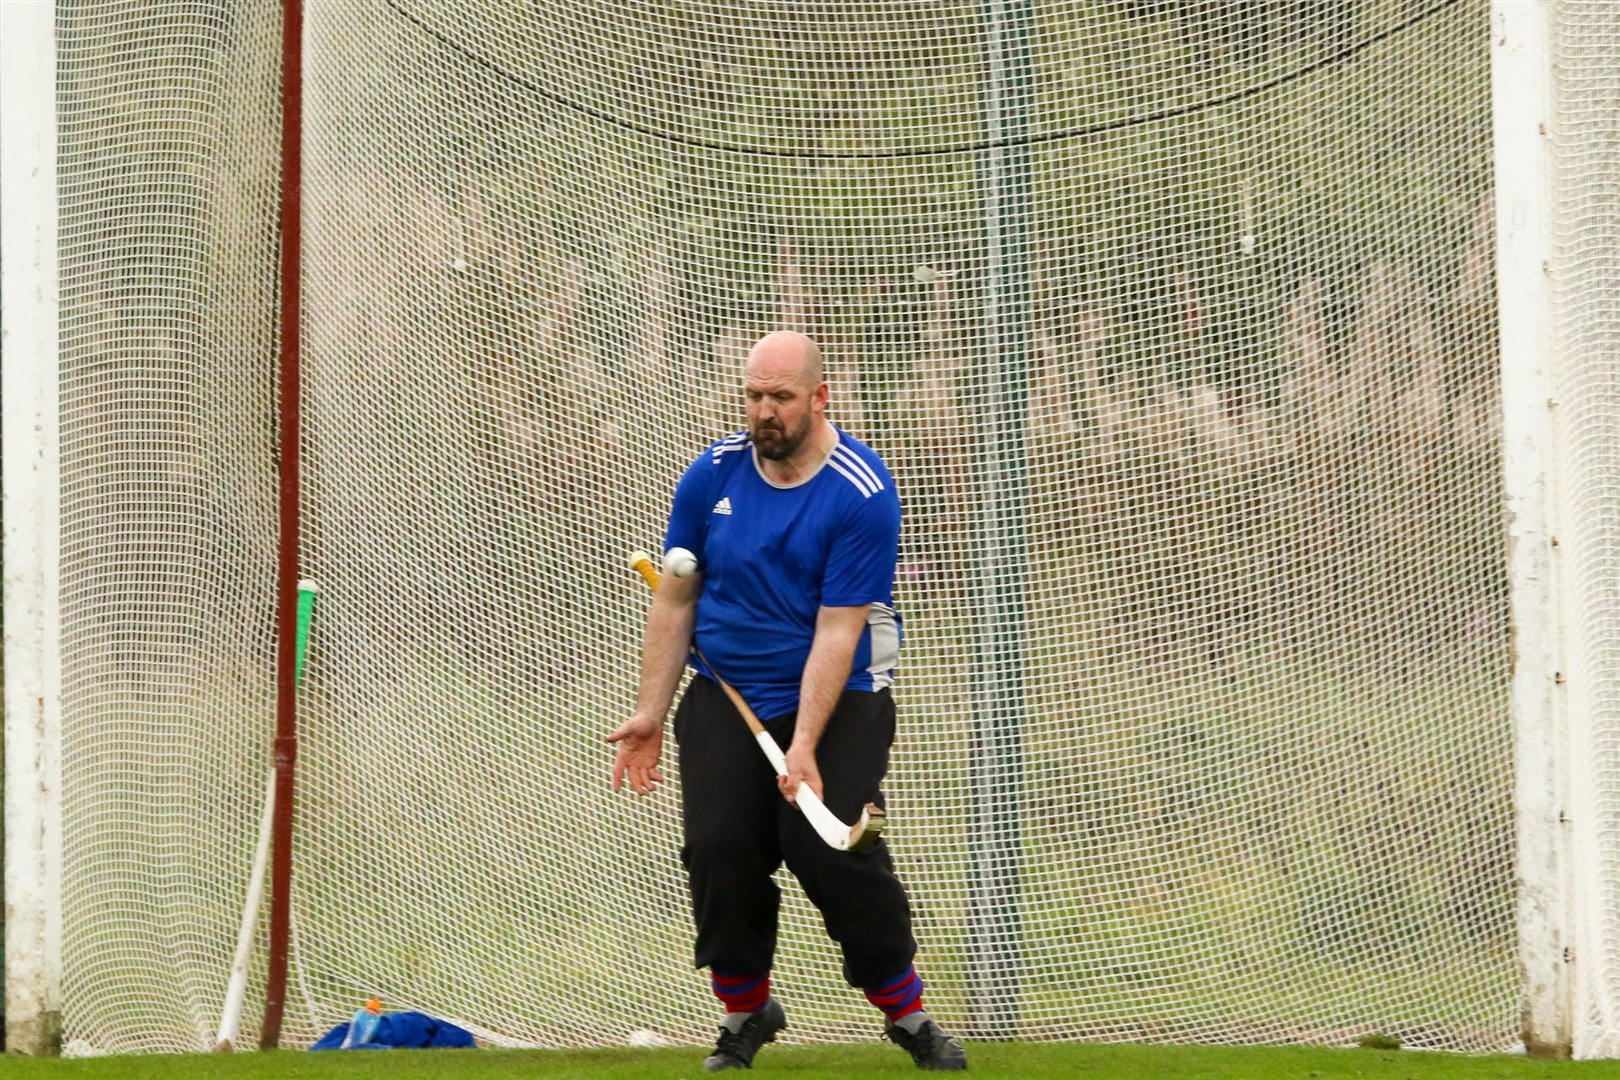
[663,454,716,564]
[819,489,901,607]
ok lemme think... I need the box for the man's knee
[682,835,778,888]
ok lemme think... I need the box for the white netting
[1547,1,1620,1060]
[56,0,1517,1053]
[55,0,284,1054]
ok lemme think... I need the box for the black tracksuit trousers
[675,675,918,989]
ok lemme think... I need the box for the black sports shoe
[703,998,787,1071]
[884,1017,968,1071]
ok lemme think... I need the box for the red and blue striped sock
[711,969,771,1014]
[864,964,925,1022]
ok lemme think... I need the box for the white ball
[664,547,698,578]
[626,1029,669,1048]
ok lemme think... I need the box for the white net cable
[56,0,1521,1053]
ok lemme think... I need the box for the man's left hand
[780,742,824,806]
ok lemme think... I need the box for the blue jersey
[663,426,902,720]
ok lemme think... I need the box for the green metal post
[966,0,1033,1042]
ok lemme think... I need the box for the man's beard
[752,414,812,461]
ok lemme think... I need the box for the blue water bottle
[340,998,384,1048]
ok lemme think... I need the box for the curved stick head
[848,802,887,852]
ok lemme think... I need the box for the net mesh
[55,0,1520,1053]
[55,0,284,1054]
[1547,1,1620,1060]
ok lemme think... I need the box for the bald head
[746,330,823,388]
[743,331,830,467]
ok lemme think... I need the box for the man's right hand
[607,712,666,795]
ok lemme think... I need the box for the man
[608,331,967,1072]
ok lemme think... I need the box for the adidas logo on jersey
[712,497,733,515]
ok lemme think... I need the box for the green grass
[5,1044,1620,1080]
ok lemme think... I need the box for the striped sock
[864,964,925,1022]
[711,969,771,1014]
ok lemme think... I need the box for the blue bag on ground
[309,1008,476,1050]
